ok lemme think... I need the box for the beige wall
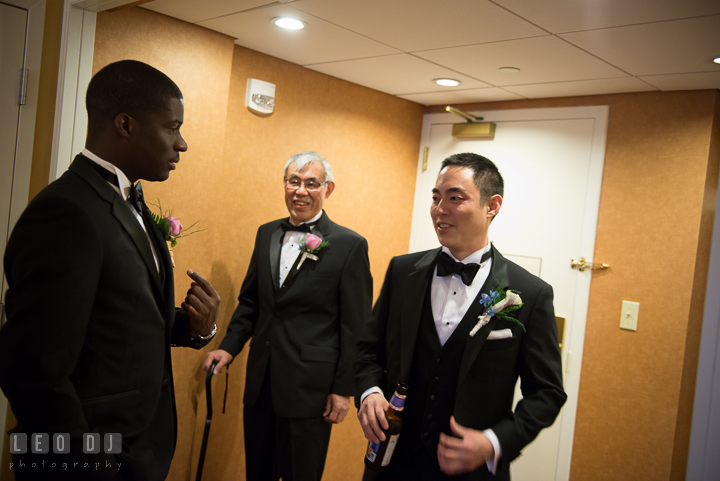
[9,2,720,480]
[429,90,720,480]
[92,6,424,481]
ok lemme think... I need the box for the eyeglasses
[284,178,328,192]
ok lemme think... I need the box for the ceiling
[131,0,718,105]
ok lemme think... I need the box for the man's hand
[437,416,495,476]
[357,393,389,444]
[182,269,221,336]
[323,394,350,424]
[203,349,233,374]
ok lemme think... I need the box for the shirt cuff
[483,428,502,475]
[360,386,384,405]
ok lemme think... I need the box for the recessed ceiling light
[499,67,521,73]
[714,57,720,65]
[434,78,461,87]
[273,17,304,30]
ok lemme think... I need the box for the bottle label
[381,434,400,466]
[389,392,406,411]
[366,441,380,463]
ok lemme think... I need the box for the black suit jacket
[355,245,566,478]
[0,155,207,480]
[219,212,372,418]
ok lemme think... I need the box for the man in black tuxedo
[356,153,566,480]
[0,60,221,480]
[204,151,372,481]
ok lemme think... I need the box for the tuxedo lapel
[458,244,511,385]
[140,201,168,293]
[269,223,284,293]
[71,156,165,299]
[399,249,439,381]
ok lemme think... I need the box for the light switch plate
[620,300,639,331]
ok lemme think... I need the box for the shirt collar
[289,210,324,227]
[441,243,492,264]
[82,148,134,201]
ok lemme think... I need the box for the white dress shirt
[278,210,323,287]
[432,244,492,345]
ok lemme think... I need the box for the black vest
[398,287,477,457]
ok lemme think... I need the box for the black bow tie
[129,181,145,213]
[280,220,317,233]
[436,250,492,286]
[91,162,145,213]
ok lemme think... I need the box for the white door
[1,0,30,462]
[1,1,28,320]
[409,106,608,480]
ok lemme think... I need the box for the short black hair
[440,152,504,202]
[86,60,182,135]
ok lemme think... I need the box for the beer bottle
[364,383,408,470]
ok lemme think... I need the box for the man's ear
[324,181,336,199]
[113,113,133,139]
[487,194,503,218]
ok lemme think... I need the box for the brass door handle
[571,257,609,272]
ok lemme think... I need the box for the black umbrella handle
[196,359,219,481]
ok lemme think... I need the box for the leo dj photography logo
[9,433,122,473]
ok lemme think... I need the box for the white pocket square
[487,328,513,340]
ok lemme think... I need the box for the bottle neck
[388,391,407,412]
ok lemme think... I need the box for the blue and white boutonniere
[470,287,525,336]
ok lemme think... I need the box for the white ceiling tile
[306,55,492,95]
[397,88,525,106]
[493,0,720,33]
[142,0,272,24]
[639,72,720,91]
[416,36,628,86]
[197,4,400,65]
[560,16,720,76]
[127,0,718,102]
[291,0,546,52]
[504,77,657,99]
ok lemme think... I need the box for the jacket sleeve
[332,237,373,396]
[491,282,567,463]
[354,256,396,405]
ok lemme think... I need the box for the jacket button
[265,341,270,346]
[434,376,440,383]
[427,414,433,420]
[430,395,436,401]
[436,358,441,364]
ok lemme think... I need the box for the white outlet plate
[620,300,639,331]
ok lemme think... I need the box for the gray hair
[284,151,334,182]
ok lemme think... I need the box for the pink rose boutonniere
[297,233,329,270]
[149,200,206,247]
[166,216,183,237]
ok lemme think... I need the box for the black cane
[196,359,218,481]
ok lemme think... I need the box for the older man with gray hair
[205,151,372,481]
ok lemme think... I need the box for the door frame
[2,0,45,235]
[411,106,609,480]
[1,0,47,470]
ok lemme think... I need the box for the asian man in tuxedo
[0,60,221,481]
[204,152,372,481]
[356,153,566,480]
